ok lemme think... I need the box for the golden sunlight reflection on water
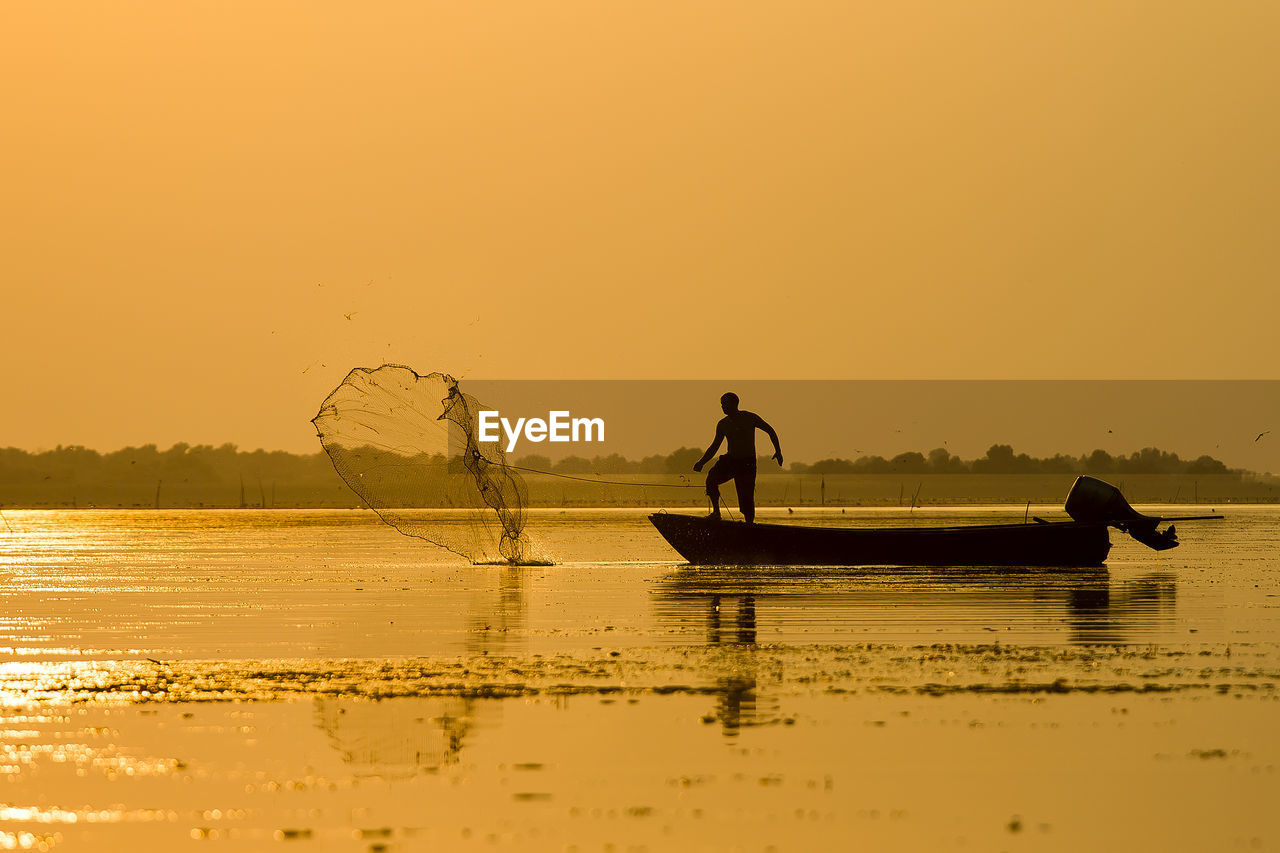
[0,508,1277,850]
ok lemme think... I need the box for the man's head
[720,392,740,414]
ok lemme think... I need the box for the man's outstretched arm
[757,416,783,466]
[693,424,726,472]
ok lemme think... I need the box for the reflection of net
[315,697,473,778]
[312,365,533,563]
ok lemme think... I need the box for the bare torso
[718,411,764,459]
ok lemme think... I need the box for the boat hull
[648,513,1111,568]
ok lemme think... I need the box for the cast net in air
[312,365,537,564]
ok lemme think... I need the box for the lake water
[1,507,1277,851]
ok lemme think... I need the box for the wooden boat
[649,476,1219,568]
[649,513,1112,567]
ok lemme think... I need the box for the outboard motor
[1065,476,1180,551]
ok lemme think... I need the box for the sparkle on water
[0,507,1277,850]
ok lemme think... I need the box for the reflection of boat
[650,476,1218,567]
[652,567,1178,647]
[1065,572,1177,645]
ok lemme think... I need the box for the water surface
[1,507,1277,851]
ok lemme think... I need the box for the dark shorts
[705,455,757,499]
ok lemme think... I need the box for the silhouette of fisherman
[693,393,783,523]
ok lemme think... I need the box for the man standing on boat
[693,393,783,524]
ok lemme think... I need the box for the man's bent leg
[706,482,721,518]
[705,458,735,520]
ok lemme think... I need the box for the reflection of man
[693,393,783,523]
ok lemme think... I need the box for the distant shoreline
[3,473,1274,510]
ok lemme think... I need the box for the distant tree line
[510,444,1234,477]
[0,443,345,507]
[0,442,1237,499]
[0,443,338,487]
[509,448,704,475]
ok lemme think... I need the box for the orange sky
[3,2,1278,452]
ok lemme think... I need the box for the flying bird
[343,312,358,321]
[1257,430,1271,442]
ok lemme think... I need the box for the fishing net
[312,365,536,564]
